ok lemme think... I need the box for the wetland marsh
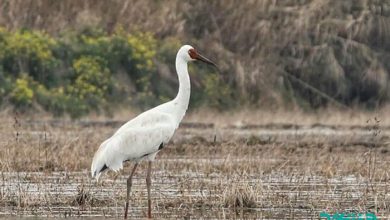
[0,116,389,219]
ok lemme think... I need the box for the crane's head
[179,45,217,68]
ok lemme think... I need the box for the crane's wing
[91,112,176,179]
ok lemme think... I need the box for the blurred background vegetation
[0,0,389,117]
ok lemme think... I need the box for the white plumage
[91,110,176,179]
[90,44,216,219]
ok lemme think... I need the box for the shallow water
[1,122,389,219]
[1,168,388,219]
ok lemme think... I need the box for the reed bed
[0,112,389,218]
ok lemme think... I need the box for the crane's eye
[188,49,198,59]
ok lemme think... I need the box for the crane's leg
[146,161,152,218]
[124,163,138,219]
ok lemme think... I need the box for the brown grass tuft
[222,182,257,209]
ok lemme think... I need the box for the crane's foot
[124,202,129,219]
[147,203,152,218]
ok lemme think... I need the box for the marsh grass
[0,111,389,218]
[222,182,257,209]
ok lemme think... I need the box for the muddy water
[1,122,389,219]
[1,167,388,219]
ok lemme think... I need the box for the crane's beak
[197,53,218,69]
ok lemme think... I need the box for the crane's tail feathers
[91,139,112,180]
[91,163,108,181]
[91,144,124,180]
[91,153,107,180]
[91,137,126,181]
[91,162,123,181]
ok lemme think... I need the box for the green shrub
[126,32,157,101]
[10,75,34,108]
[35,85,69,117]
[0,26,236,117]
[127,32,157,73]
[1,29,59,85]
[204,73,234,110]
[67,56,112,117]
[126,32,160,108]
[0,69,12,105]
[58,28,160,109]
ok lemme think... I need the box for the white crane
[91,45,217,219]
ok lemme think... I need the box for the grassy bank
[1,0,390,117]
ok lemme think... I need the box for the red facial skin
[188,48,198,59]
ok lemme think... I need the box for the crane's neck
[172,56,191,123]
